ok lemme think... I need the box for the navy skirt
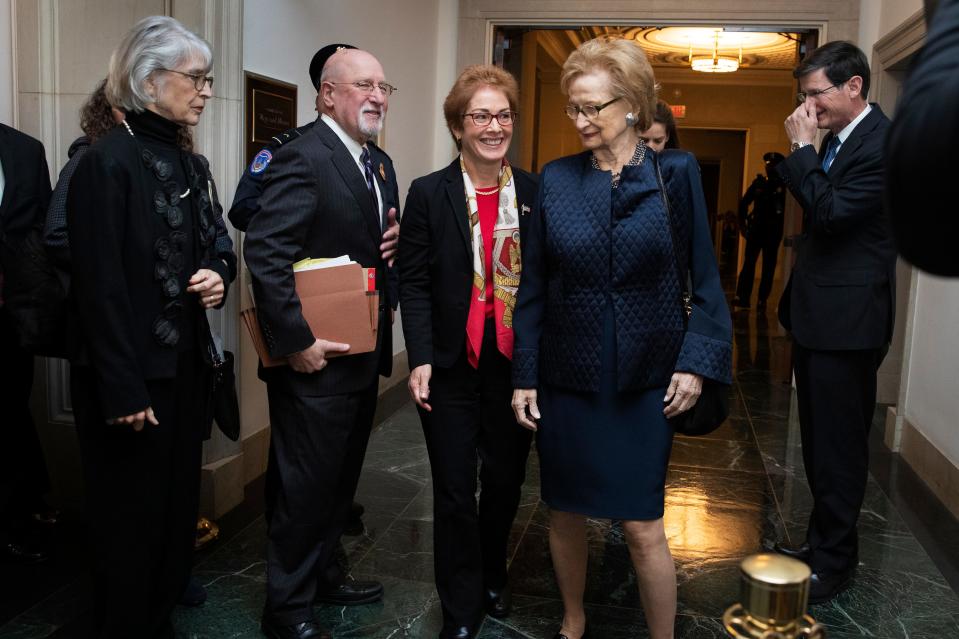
[536,300,674,520]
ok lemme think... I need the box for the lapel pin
[379,162,386,181]
[521,204,531,215]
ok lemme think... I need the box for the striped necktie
[360,146,382,228]
[822,136,841,173]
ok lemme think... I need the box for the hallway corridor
[3,310,959,638]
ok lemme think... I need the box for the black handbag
[655,159,730,437]
[202,326,240,442]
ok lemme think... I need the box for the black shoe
[1,540,49,564]
[315,579,383,605]
[773,540,811,563]
[732,297,751,309]
[484,584,512,618]
[260,619,331,639]
[178,575,207,607]
[553,624,589,639]
[440,626,473,639]
[808,567,855,604]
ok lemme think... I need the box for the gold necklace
[474,185,499,196]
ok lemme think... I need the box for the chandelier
[690,29,742,73]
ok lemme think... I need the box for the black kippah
[309,43,357,90]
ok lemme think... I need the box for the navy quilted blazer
[512,149,732,393]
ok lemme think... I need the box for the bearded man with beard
[244,47,400,639]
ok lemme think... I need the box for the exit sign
[670,105,687,119]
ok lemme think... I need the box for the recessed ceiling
[561,26,801,70]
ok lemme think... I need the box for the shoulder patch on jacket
[249,149,273,175]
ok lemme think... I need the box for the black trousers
[419,322,533,631]
[72,350,204,639]
[735,225,783,304]
[263,381,378,625]
[0,308,51,532]
[793,343,885,575]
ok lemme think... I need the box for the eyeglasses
[462,111,517,126]
[796,81,846,104]
[327,80,397,96]
[162,69,214,91]
[565,97,621,120]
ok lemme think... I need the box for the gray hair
[107,15,212,113]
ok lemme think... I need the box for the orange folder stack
[241,262,379,367]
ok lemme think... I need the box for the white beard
[357,105,384,139]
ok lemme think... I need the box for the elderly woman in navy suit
[511,38,731,639]
[399,65,537,639]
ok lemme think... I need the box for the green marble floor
[3,309,959,638]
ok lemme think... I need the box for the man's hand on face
[785,100,819,146]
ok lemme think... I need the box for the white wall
[0,0,14,124]
[879,0,923,35]
[901,277,959,467]
[858,0,882,52]
[242,0,457,357]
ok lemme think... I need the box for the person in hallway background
[885,0,959,277]
[65,16,236,637]
[772,41,896,604]
[226,43,379,537]
[639,99,681,152]
[0,122,54,564]
[243,46,399,639]
[399,65,537,639]
[731,151,787,311]
[511,37,732,639]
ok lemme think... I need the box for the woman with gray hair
[66,16,235,637]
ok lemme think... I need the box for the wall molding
[898,413,959,521]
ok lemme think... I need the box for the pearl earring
[625,112,636,127]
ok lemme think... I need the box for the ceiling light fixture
[690,29,741,73]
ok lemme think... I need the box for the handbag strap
[653,157,693,322]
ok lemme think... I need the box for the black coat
[243,117,398,397]
[398,159,538,370]
[66,111,236,418]
[885,0,959,276]
[0,123,51,258]
[777,105,896,351]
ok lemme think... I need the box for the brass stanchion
[723,553,826,638]
[195,517,220,550]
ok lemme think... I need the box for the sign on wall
[244,72,298,165]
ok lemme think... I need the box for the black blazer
[398,159,537,370]
[777,105,897,351]
[0,124,51,246]
[244,117,398,396]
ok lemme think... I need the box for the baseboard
[200,350,410,517]
[899,416,959,521]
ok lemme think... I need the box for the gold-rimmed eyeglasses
[462,111,517,127]
[564,97,621,120]
[161,69,214,91]
[327,80,397,96]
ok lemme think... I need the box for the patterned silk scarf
[461,156,521,367]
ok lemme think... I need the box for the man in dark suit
[772,41,897,604]
[244,47,399,639]
[0,123,54,563]
[732,151,787,310]
[885,0,959,276]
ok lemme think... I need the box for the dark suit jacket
[885,0,959,276]
[398,158,538,370]
[512,149,732,393]
[244,117,398,396]
[0,123,51,251]
[777,104,897,351]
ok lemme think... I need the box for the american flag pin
[521,204,531,215]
